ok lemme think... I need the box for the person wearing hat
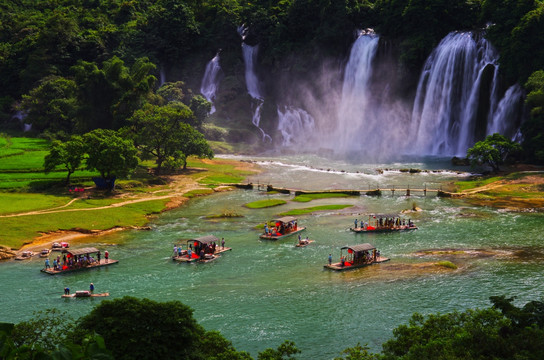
[90,283,95,293]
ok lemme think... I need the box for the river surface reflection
[1,155,543,359]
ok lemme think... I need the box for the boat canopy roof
[64,247,100,256]
[189,235,219,245]
[273,216,297,224]
[365,213,399,218]
[341,243,375,253]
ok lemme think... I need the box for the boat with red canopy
[173,235,231,263]
[324,243,389,271]
[350,214,417,233]
[260,216,306,240]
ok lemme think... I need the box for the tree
[334,343,381,360]
[381,309,511,359]
[467,133,521,172]
[83,129,139,181]
[71,56,156,131]
[70,296,241,360]
[19,76,78,133]
[128,103,195,175]
[178,122,214,170]
[189,95,212,130]
[522,70,544,163]
[257,340,301,360]
[43,135,85,184]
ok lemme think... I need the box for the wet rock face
[0,246,16,260]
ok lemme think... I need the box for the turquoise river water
[1,155,544,359]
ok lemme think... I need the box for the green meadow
[0,135,258,249]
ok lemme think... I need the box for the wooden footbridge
[225,183,459,197]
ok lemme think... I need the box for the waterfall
[277,106,315,146]
[242,43,263,101]
[240,39,271,141]
[487,84,524,138]
[159,67,166,87]
[200,53,222,114]
[411,32,500,156]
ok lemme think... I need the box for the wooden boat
[61,291,109,298]
[350,214,417,233]
[295,238,315,247]
[39,249,51,258]
[15,251,34,260]
[260,216,306,240]
[324,243,389,271]
[173,235,231,263]
[41,247,118,275]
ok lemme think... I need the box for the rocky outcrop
[0,246,16,260]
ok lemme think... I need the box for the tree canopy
[467,133,522,172]
[83,129,139,180]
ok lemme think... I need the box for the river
[1,154,543,359]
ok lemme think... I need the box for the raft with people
[260,216,306,240]
[172,235,231,263]
[41,247,117,275]
[61,291,109,298]
[324,243,389,271]
[350,214,417,233]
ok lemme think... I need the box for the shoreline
[4,161,544,259]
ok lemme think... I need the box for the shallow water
[1,156,543,359]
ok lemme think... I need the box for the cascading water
[200,53,222,114]
[411,32,501,156]
[240,36,271,142]
[277,106,315,146]
[335,31,379,154]
[487,84,524,138]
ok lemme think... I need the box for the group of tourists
[44,251,108,272]
[354,216,414,230]
[173,238,226,260]
[264,220,297,236]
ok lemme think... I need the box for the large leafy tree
[467,133,521,172]
[71,56,156,131]
[70,296,246,360]
[178,122,214,170]
[83,129,139,181]
[127,103,195,174]
[43,135,85,184]
[19,76,78,133]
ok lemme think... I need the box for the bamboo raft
[42,259,119,275]
[260,226,306,240]
[61,291,109,298]
[350,225,418,233]
[295,240,315,247]
[325,256,390,271]
[173,247,232,263]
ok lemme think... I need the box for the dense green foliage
[521,70,544,163]
[3,296,544,359]
[1,0,544,160]
[467,133,522,171]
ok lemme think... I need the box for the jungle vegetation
[2,295,544,359]
[0,0,543,163]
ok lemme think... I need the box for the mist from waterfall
[277,106,315,146]
[411,32,501,156]
[200,53,222,114]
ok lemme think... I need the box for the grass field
[244,199,287,209]
[0,135,258,249]
[279,204,353,216]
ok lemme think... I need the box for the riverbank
[0,157,261,258]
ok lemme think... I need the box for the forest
[0,0,543,162]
